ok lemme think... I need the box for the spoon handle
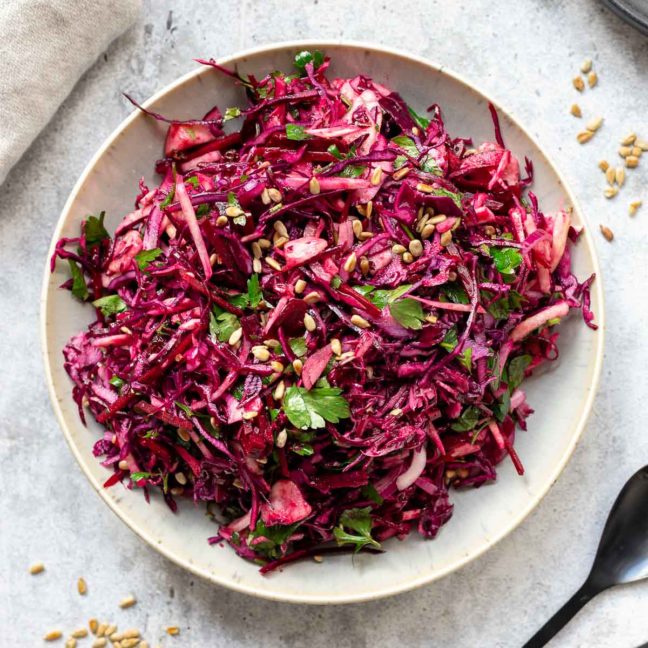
[523,580,601,648]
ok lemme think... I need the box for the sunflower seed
[587,71,598,88]
[415,213,429,233]
[251,242,262,259]
[276,428,288,447]
[44,631,63,642]
[29,562,45,574]
[402,252,414,264]
[294,279,307,294]
[309,177,321,194]
[632,146,643,157]
[273,220,289,237]
[228,327,243,346]
[352,219,363,238]
[428,214,447,225]
[267,188,282,203]
[343,252,357,273]
[570,103,582,118]
[119,596,138,610]
[265,257,283,272]
[621,133,636,146]
[350,314,370,329]
[337,351,355,363]
[71,629,88,639]
[216,215,228,227]
[252,258,262,273]
[273,381,286,402]
[635,138,648,151]
[359,256,370,275]
[251,346,270,361]
[303,291,320,304]
[586,116,603,132]
[304,313,317,332]
[598,160,609,172]
[370,167,383,185]
[605,166,616,185]
[628,201,641,216]
[600,225,614,241]
[77,577,88,595]
[626,156,640,168]
[616,167,626,187]
[408,239,424,257]
[357,231,374,241]
[604,186,618,198]
[268,359,284,374]
[292,359,303,375]
[421,223,436,239]
[440,231,453,246]
[619,146,632,158]
[391,243,407,254]
[392,166,410,181]
[573,76,585,92]
[580,58,593,73]
[225,205,243,218]
[577,131,594,144]
[416,182,435,193]
[166,627,180,636]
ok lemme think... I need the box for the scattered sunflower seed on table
[600,225,614,241]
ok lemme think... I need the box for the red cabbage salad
[52,51,596,572]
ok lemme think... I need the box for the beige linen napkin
[0,0,140,184]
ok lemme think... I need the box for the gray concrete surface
[2,1,648,646]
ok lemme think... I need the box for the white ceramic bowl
[41,41,604,604]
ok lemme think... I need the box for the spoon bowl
[525,465,648,647]
[593,465,648,586]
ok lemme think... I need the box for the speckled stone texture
[2,1,648,646]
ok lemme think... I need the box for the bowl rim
[40,39,605,604]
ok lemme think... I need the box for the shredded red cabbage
[52,51,596,571]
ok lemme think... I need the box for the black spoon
[524,465,648,647]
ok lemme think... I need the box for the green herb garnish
[282,386,350,429]
[333,507,381,552]
[389,298,426,330]
[84,212,109,247]
[293,50,324,74]
[223,107,241,121]
[68,260,88,301]
[134,248,163,271]
[92,294,127,316]
[285,124,310,141]
[288,337,307,358]
[491,247,523,275]
[209,307,240,342]
[451,406,482,432]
